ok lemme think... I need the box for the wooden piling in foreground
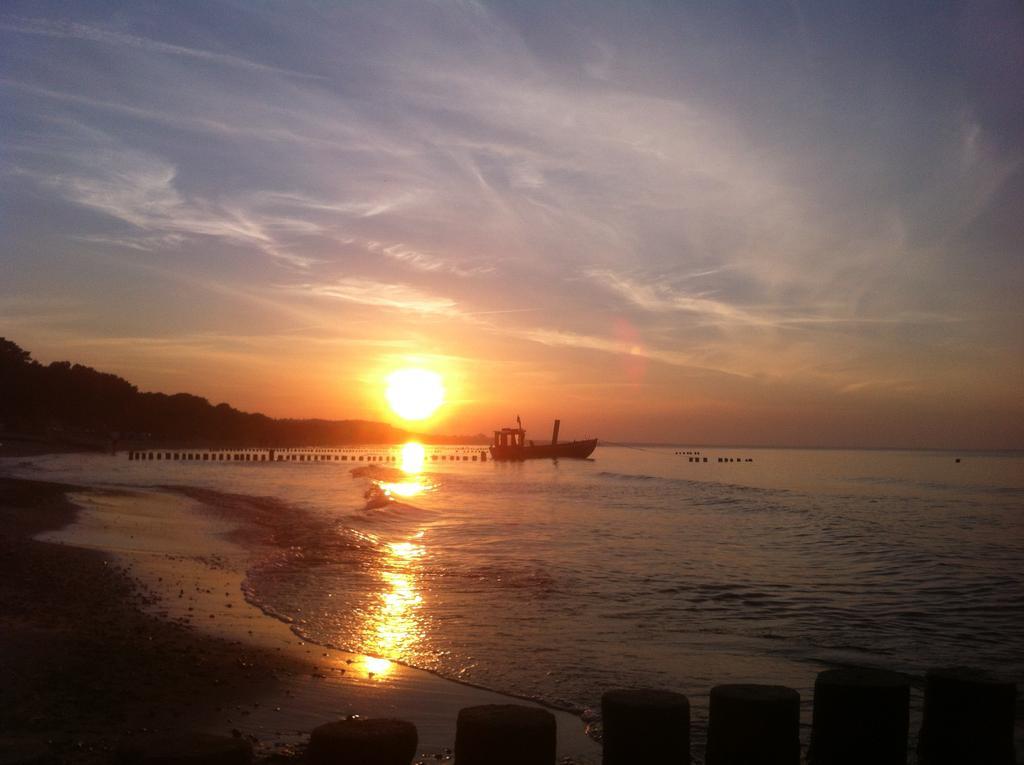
[306,718,417,765]
[809,668,909,765]
[918,667,1016,764]
[705,684,800,765]
[455,704,556,765]
[601,688,690,764]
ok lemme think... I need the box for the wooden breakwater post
[454,704,556,765]
[808,668,909,765]
[705,684,800,765]
[306,718,418,765]
[128,446,490,464]
[918,667,1017,764]
[602,688,690,764]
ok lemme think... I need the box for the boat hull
[489,438,598,461]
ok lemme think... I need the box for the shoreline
[0,477,306,762]
[2,474,599,762]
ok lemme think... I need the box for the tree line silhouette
[0,338,483,447]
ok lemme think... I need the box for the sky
[2,0,1022,448]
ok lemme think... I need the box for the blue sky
[2,1,1021,446]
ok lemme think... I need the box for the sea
[5,445,1023,755]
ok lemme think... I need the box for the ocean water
[5,446,1023,754]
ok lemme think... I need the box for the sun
[385,369,445,421]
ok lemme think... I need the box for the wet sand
[0,475,599,763]
[0,477,305,762]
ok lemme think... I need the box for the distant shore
[0,472,599,763]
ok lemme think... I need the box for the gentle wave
[228,455,1024,728]
[8,448,1022,754]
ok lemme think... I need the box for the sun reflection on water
[378,481,425,498]
[400,442,425,472]
[375,442,431,500]
[362,656,393,676]
[356,442,433,678]
[358,533,426,679]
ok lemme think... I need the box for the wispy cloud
[507,326,752,380]
[366,241,494,277]
[0,17,321,79]
[296,278,460,316]
[838,378,921,396]
[587,269,962,330]
[16,142,317,267]
[586,269,758,326]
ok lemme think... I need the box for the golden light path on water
[374,442,429,499]
[356,441,429,678]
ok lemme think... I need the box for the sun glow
[385,369,445,421]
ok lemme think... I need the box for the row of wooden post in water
[108,667,1016,764]
[126,447,491,463]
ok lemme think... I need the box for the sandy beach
[0,473,599,763]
